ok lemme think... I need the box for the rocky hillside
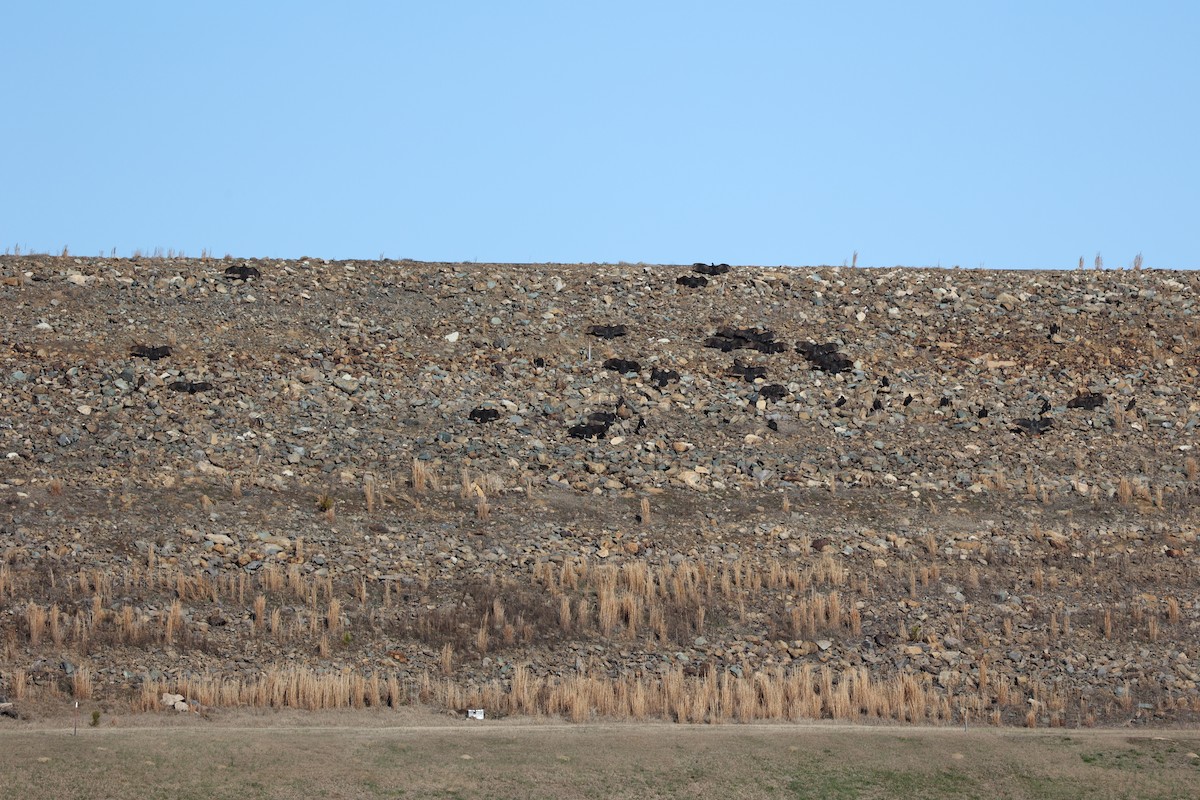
[0,255,1197,726]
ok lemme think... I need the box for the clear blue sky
[3,2,1197,269]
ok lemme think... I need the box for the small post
[73,701,79,736]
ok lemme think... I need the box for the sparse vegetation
[1,537,1193,727]
[2,254,1198,738]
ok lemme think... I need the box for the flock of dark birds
[120,262,1113,447]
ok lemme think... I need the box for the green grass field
[1,711,1198,799]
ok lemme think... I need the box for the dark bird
[224,265,260,281]
[587,411,617,426]
[705,327,785,354]
[130,344,171,360]
[759,384,788,401]
[568,422,609,439]
[1067,392,1105,411]
[727,360,767,382]
[169,380,213,394]
[1011,418,1053,435]
[468,407,500,424]
[650,367,679,388]
[588,324,627,339]
[603,358,640,375]
[796,341,853,374]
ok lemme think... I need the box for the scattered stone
[3,254,1198,726]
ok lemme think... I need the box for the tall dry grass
[3,539,1190,729]
[116,662,975,725]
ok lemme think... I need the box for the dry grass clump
[25,602,46,646]
[411,458,431,494]
[11,669,28,700]
[1166,596,1181,624]
[72,664,93,700]
[785,591,847,638]
[363,474,377,513]
[130,663,965,725]
[326,598,342,636]
[3,536,1193,728]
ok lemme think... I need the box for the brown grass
[2,538,1191,730]
[72,663,93,699]
[326,598,341,636]
[25,602,46,646]
[411,458,430,494]
[363,474,377,512]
